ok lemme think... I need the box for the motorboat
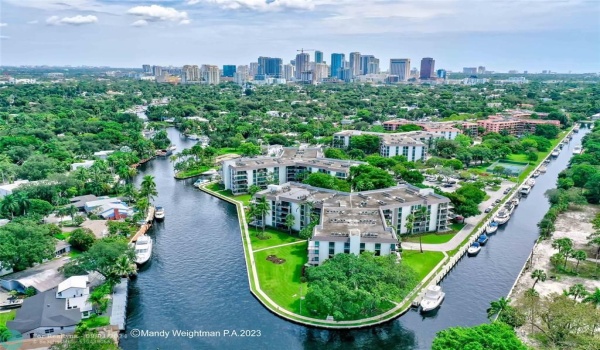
[532,171,540,178]
[504,201,515,214]
[154,206,165,220]
[187,134,200,140]
[134,235,153,265]
[494,209,511,225]
[193,178,209,187]
[467,242,482,256]
[420,285,445,312]
[511,197,520,207]
[527,178,536,187]
[573,124,580,133]
[478,233,489,246]
[551,149,560,157]
[486,221,499,234]
[0,298,23,309]
[539,166,547,173]
[520,185,531,195]
[573,145,582,154]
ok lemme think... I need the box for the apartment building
[254,183,451,265]
[477,115,560,136]
[221,147,364,194]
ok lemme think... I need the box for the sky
[0,0,599,72]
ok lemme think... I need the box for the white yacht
[154,206,165,220]
[511,197,520,207]
[467,242,482,256]
[486,221,499,234]
[520,185,531,195]
[539,166,547,173]
[420,285,445,312]
[573,145,582,154]
[551,149,560,157]
[494,209,511,225]
[527,178,536,187]
[532,170,540,177]
[135,235,153,265]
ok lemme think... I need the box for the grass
[175,166,211,179]
[402,250,445,281]
[216,147,242,156]
[0,310,16,327]
[552,260,600,280]
[253,242,310,316]
[69,248,83,258]
[249,227,304,250]
[79,315,110,328]
[206,183,252,206]
[54,233,70,240]
[403,223,466,245]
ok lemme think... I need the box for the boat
[539,166,547,173]
[154,206,165,220]
[467,242,482,256]
[573,124,580,133]
[520,185,531,195]
[478,233,489,245]
[420,285,445,312]
[494,209,511,225]
[0,298,23,309]
[134,235,153,265]
[187,134,200,141]
[504,201,515,214]
[527,178,536,187]
[511,197,520,207]
[486,221,499,234]
[193,178,209,187]
[573,145,582,154]
[551,149,560,157]
[532,171,540,177]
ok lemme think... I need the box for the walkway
[253,240,306,253]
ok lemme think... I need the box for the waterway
[122,127,589,350]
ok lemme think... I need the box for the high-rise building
[315,50,324,64]
[266,58,282,78]
[202,65,220,85]
[142,64,151,74]
[234,65,249,85]
[223,65,236,77]
[330,53,345,78]
[477,66,486,74]
[349,52,361,78]
[420,57,435,80]
[314,63,329,82]
[463,67,477,75]
[283,64,295,81]
[249,62,259,77]
[360,55,379,74]
[152,65,162,77]
[257,56,269,76]
[182,65,200,82]
[295,53,310,80]
[410,67,419,78]
[389,59,411,81]
[436,69,447,79]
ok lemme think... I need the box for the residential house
[0,180,30,198]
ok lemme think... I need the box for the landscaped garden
[249,227,304,250]
[402,250,446,280]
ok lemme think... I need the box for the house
[70,160,95,171]
[97,203,130,220]
[93,150,114,160]
[0,180,30,198]
[0,259,69,293]
[8,276,94,338]
[68,195,98,211]
[84,197,124,213]
[55,241,71,257]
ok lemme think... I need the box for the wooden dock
[129,206,155,243]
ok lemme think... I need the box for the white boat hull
[486,225,498,234]
[494,216,510,225]
[155,212,165,220]
[421,295,445,312]
[467,247,481,255]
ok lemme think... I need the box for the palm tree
[487,296,511,320]
[140,175,158,202]
[66,205,78,223]
[111,255,136,280]
[567,283,589,300]
[563,247,574,270]
[0,194,19,219]
[552,237,573,256]
[572,250,587,273]
[531,269,547,290]
[415,207,428,253]
[582,288,600,308]
[285,213,295,234]
[135,198,150,218]
[14,192,30,216]
[88,290,110,314]
[254,196,270,238]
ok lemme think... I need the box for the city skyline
[0,0,599,72]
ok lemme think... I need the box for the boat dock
[110,278,129,331]
[130,206,155,243]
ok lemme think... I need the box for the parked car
[484,207,492,213]
[494,199,501,204]
[443,183,453,188]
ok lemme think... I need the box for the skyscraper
[152,65,162,77]
[202,65,220,85]
[477,66,486,74]
[436,69,447,79]
[463,67,477,75]
[142,64,151,74]
[313,63,329,82]
[222,65,236,77]
[314,51,324,64]
[420,57,435,80]
[360,55,379,74]
[349,52,361,77]
[266,58,282,78]
[389,59,411,81]
[182,65,200,82]
[249,62,259,77]
[257,56,269,76]
[295,53,310,80]
[283,64,295,81]
[330,53,345,78]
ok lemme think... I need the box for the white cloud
[127,5,190,24]
[46,15,99,26]
[0,23,7,27]
[131,20,149,27]
[196,0,317,11]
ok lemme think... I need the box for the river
[121,127,589,350]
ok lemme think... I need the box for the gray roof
[69,194,98,209]
[7,287,81,334]
[1,259,69,292]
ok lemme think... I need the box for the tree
[239,142,261,157]
[572,250,587,273]
[303,172,350,192]
[349,164,395,191]
[87,282,112,314]
[535,124,560,139]
[432,322,528,350]
[285,213,295,234]
[253,196,270,238]
[567,283,589,300]
[0,222,55,271]
[582,288,600,308]
[28,199,54,216]
[140,175,158,202]
[486,296,510,320]
[248,185,261,196]
[349,135,380,154]
[14,192,31,216]
[0,194,19,219]
[68,228,96,252]
[531,269,547,290]
[111,254,136,278]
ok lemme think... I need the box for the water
[122,127,588,350]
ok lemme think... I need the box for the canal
[121,127,589,350]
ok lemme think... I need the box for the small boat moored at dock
[477,233,489,246]
[539,166,547,173]
[154,206,165,220]
[135,235,153,265]
[420,285,445,312]
[486,221,498,234]
[551,149,560,157]
[494,209,511,225]
[532,171,540,178]
[527,178,536,187]
[520,185,531,196]
[0,298,23,309]
[511,197,520,207]
[467,242,482,256]
[193,178,209,187]
[573,145,582,154]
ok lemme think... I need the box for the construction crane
[297,48,316,54]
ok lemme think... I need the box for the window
[344,242,350,254]
[359,243,365,254]
[390,244,397,252]
[45,329,54,334]
[329,242,335,257]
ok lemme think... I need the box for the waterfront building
[330,53,345,79]
[477,115,560,136]
[390,59,411,81]
[222,65,236,77]
[314,50,324,64]
[221,147,364,194]
[333,130,432,161]
[420,57,435,80]
[254,183,451,265]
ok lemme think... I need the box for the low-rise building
[0,180,30,198]
[477,115,560,136]
[70,160,95,171]
[254,183,451,265]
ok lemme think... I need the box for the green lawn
[403,223,466,245]
[175,166,211,179]
[206,183,252,206]
[552,260,599,280]
[249,227,304,250]
[0,310,15,327]
[69,248,83,258]
[402,250,445,281]
[54,233,71,240]
[254,242,310,316]
[216,147,242,156]
[79,315,110,328]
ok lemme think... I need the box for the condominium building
[314,50,324,64]
[333,130,434,162]
[360,55,379,75]
[254,183,450,265]
[330,53,345,79]
[313,63,329,82]
[249,62,259,78]
[201,65,220,85]
[477,115,560,136]
[390,59,411,81]
[152,65,162,77]
[349,52,361,78]
[182,65,200,82]
[142,64,151,74]
[221,147,364,194]
[222,65,236,77]
[283,64,295,81]
[463,67,478,75]
[461,122,480,137]
[295,53,310,80]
